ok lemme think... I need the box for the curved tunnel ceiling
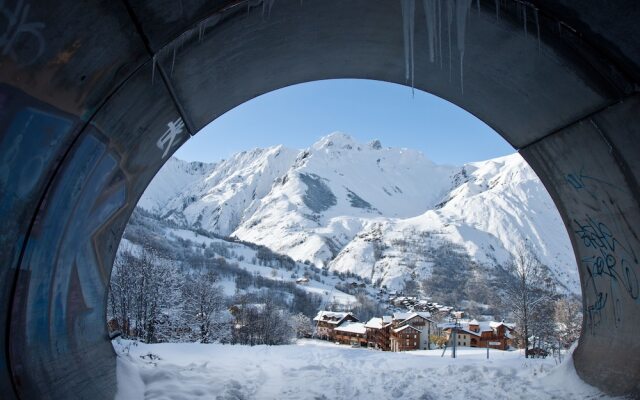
[0,0,639,398]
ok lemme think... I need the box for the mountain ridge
[138,133,579,295]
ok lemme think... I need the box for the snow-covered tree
[554,296,582,349]
[291,313,313,338]
[182,270,227,343]
[108,243,181,343]
[499,242,556,357]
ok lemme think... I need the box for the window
[414,335,417,338]
[414,342,417,346]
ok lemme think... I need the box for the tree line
[108,243,316,345]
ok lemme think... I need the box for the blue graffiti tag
[575,216,639,331]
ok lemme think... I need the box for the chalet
[439,319,515,350]
[333,322,367,347]
[364,316,392,350]
[392,312,437,349]
[313,311,359,341]
[390,325,422,352]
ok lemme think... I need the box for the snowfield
[139,133,578,295]
[114,340,615,400]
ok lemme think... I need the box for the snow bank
[114,339,616,400]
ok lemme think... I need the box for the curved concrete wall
[0,1,638,398]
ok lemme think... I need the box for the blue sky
[175,79,514,166]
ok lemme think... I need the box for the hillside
[137,133,578,296]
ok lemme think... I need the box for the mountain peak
[312,132,359,150]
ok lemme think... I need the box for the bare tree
[182,270,227,343]
[108,243,180,343]
[291,313,313,338]
[554,296,582,349]
[499,242,555,358]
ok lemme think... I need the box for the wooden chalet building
[313,311,358,341]
[333,322,367,346]
[392,312,437,350]
[364,316,392,350]
[440,319,515,350]
[390,325,422,352]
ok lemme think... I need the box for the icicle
[534,7,540,52]
[447,0,453,82]
[456,0,472,94]
[523,5,527,37]
[401,0,416,94]
[151,54,157,84]
[198,22,204,41]
[494,0,499,21]
[476,0,480,12]
[263,0,275,18]
[423,0,437,63]
[171,46,176,76]
[438,0,443,69]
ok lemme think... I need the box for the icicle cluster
[401,0,416,92]
[150,12,223,84]
[400,0,542,95]
[400,0,473,95]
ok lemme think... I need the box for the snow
[138,156,215,213]
[334,322,367,335]
[157,225,357,305]
[313,311,355,324]
[138,133,578,295]
[113,339,616,400]
[364,317,390,329]
[393,324,421,333]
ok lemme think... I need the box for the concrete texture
[0,0,638,398]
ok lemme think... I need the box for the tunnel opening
[1,0,639,398]
[105,79,584,398]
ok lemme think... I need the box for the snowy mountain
[139,133,578,295]
[138,157,216,212]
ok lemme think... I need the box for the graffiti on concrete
[156,117,185,158]
[565,168,624,193]
[566,167,640,332]
[0,0,45,65]
[575,215,639,330]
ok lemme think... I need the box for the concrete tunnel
[0,0,639,398]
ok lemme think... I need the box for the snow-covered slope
[139,133,578,295]
[159,146,299,235]
[329,154,578,294]
[138,158,216,212]
[233,133,455,265]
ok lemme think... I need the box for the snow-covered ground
[114,339,615,400]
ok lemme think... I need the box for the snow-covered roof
[365,318,383,329]
[458,328,481,337]
[393,312,412,321]
[393,312,433,323]
[313,311,356,324]
[334,322,367,335]
[438,320,514,334]
[365,317,392,329]
[393,325,421,333]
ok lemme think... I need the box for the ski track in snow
[115,339,616,400]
